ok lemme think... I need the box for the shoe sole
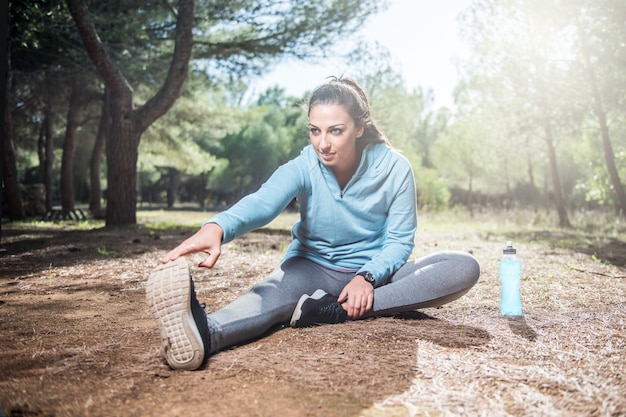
[146,258,205,370]
[290,289,327,327]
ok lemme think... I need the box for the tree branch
[568,265,626,279]
[65,0,133,105]
[137,0,194,132]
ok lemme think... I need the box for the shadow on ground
[483,229,626,268]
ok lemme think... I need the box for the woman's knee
[454,251,481,288]
[425,250,480,289]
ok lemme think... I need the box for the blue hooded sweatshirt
[206,142,417,287]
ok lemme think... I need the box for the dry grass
[360,210,626,417]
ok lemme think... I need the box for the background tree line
[3,0,625,228]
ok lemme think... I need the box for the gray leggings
[206,251,480,353]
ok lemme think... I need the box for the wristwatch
[360,271,376,287]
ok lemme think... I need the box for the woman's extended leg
[147,257,345,369]
[205,257,349,353]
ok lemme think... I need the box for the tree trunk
[527,151,540,213]
[3,45,25,221]
[60,77,82,212]
[466,175,474,217]
[199,173,207,209]
[579,33,626,218]
[594,104,626,217]
[89,91,108,217]
[66,0,195,227]
[38,121,45,183]
[105,104,141,225]
[167,167,180,209]
[43,107,55,212]
[543,120,570,228]
[501,159,512,211]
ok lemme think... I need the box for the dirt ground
[1,217,625,417]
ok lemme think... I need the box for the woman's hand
[160,222,224,268]
[338,275,374,319]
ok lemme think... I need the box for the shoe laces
[318,300,344,319]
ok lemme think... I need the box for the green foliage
[136,76,249,204]
[414,167,451,211]
[10,0,80,73]
[207,90,307,201]
[192,0,389,76]
[358,65,453,209]
[97,245,117,257]
[134,81,309,207]
[573,119,626,207]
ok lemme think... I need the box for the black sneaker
[290,289,348,328]
[146,257,210,370]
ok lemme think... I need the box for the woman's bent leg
[372,251,480,316]
[205,257,346,353]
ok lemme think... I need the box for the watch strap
[359,271,376,287]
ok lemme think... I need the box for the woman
[146,77,480,371]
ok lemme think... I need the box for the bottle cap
[503,241,516,254]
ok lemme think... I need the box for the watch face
[364,272,375,283]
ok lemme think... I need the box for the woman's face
[308,104,364,174]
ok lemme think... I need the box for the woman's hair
[307,76,389,146]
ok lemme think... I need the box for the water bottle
[499,241,522,316]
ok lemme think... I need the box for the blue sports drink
[499,241,522,316]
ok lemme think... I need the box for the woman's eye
[331,128,342,135]
[309,127,319,134]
